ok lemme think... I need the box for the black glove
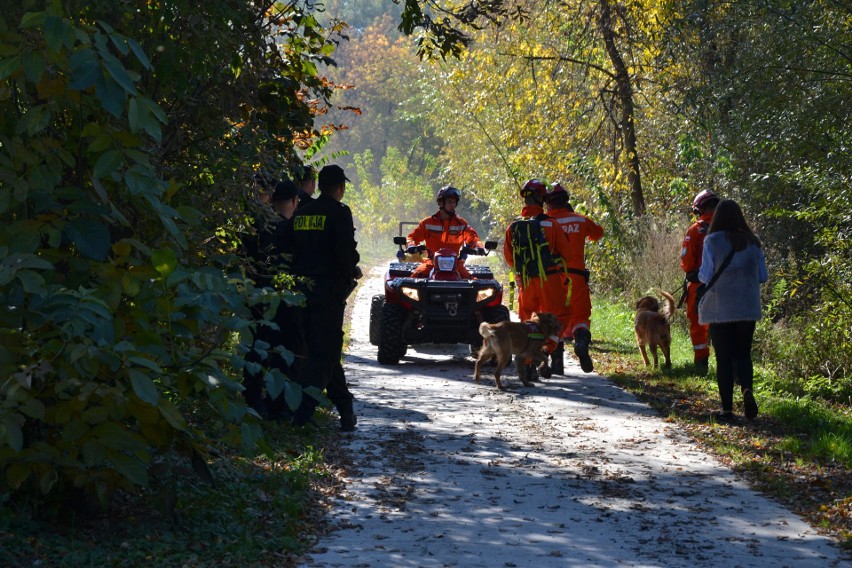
[406,245,419,255]
[685,270,700,283]
[475,246,486,255]
[396,250,406,261]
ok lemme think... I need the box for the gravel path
[302,270,846,567]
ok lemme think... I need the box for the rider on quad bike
[403,186,484,280]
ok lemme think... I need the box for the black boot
[337,399,357,432]
[550,342,564,375]
[694,357,709,376]
[573,329,594,373]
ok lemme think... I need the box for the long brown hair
[707,199,761,251]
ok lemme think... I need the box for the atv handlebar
[394,237,498,260]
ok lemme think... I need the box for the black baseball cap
[318,165,350,190]
[272,179,299,202]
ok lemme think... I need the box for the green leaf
[43,15,65,52]
[0,56,21,81]
[6,463,31,490]
[95,73,125,118]
[92,422,145,452]
[128,356,162,372]
[151,247,177,277]
[65,219,110,261]
[19,399,46,420]
[158,400,187,431]
[16,270,46,294]
[3,419,23,452]
[108,453,148,487]
[88,133,113,154]
[128,97,140,133]
[129,369,159,405]
[2,253,54,271]
[22,52,46,84]
[126,37,151,70]
[68,49,100,91]
[139,97,166,124]
[93,149,123,179]
[101,53,137,96]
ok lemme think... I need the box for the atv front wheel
[369,295,384,346]
[469,304,512,354]
[378,303,408,364]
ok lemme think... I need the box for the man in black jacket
[288,165,362,431]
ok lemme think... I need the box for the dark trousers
[709,320,756,412]
[297,279,354,416]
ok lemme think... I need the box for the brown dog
[634,290,676,368]
[473,312,560,390]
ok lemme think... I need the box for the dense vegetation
[1,0,849,555]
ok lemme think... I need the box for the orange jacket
[407,212,483,255]
[680,211,714,274]
[546,208,603,270]
[503,205,573,275]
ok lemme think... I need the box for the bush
[0,4,337,515]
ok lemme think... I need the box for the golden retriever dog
[473,312,561,390]
[634,290,676,369]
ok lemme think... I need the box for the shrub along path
[302,270,847,567]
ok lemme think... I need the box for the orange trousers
[686,281,710,361]
[517,273,571,350]
[556,272,591,340]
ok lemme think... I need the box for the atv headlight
[401,286,419,302]
[476,287,496,302]
[435,254,455,272]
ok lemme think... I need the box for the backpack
[510,215,561,285]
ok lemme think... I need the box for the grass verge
[0,416,345,568]
[592,297,852,549]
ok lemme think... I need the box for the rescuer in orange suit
[681,189,720,375]
[544,182,604,374]
[503,179,573,378]
[406,186,484,280]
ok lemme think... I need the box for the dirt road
[302,270,846,567]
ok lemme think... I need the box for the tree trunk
[599,0,645,216]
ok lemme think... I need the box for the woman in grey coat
[698,199,768,422]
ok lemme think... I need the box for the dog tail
[479,321,495,339]
[659,290,676,321]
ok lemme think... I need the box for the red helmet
[545,182,570,202]
[692,189,719,213]
[436,185,461,203]
[520,179,547,199]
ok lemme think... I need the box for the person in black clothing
[288,165,362,431]
[243,179,301,419]
[295,164,316,209]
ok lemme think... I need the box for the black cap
[318,165,350,191]
[272,179,299,202]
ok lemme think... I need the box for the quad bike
[369,227,510,365]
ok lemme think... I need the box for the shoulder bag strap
[703,248,736,293]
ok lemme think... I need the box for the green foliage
[0,421,335,566]
[348,147,436,250]
[771,399,852,468]
[0,2,342,516]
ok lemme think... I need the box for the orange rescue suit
[547,208,604,338]
[503,206,573,337]
[407,212,481,280]
[680,211,714,361]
